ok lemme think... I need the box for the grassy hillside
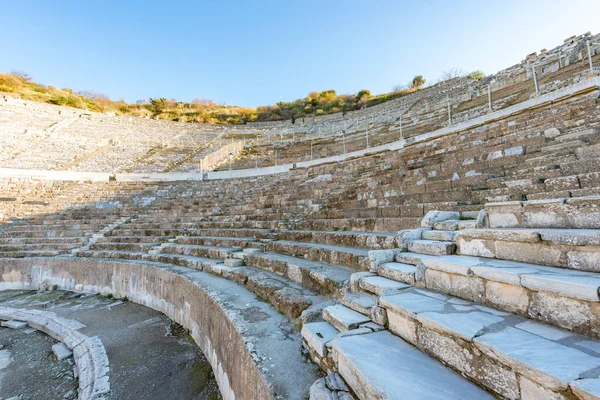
[0,71,427,125]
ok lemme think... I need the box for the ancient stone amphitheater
[1,32,600,399]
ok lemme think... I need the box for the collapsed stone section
[0,306,110,400]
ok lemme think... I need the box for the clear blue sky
[1,0,598,107]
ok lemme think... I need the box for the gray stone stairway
[301,201,600,399]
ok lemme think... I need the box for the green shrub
[411,75,426,89]
[469,70,485,80]
[356,89,371,99]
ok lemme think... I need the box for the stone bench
[486,196,600,229]
[456,227,600,272]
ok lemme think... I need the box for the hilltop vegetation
[1,70,478,125]
[0,71,254,124]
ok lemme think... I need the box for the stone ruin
[0,32,600,399]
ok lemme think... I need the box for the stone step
[380,287,600,399]
[0,250,63,258]
[90,242,157,252]
[410,254,600,338]
[359,276,410,296]
[5,223,105,231]
[294,217,420,233]
[277,230,397,250]
[331,330,494,399]
[176,235,262,249]
[486,195,600,229]
[422,230,456,241]
[340,291,377,317]
[77,250,317,318]
[456,227,600,273]
[265,240,370,271]
[77,249,149,262]
[203,265,319,319]
[108,228,186,237]
[161,244,240,259]
[408,240,456,256]
[245,252,352,296]
[94,235,173,244]
[377,262,418,285]
[186,228,278,240]
[0,237,87,245]
[322,304,371,332]
[432,219,477,231]
[0,230,93,238]
[0,243,79,251]
[144,253,218,269]
[301,321,340,361]
[395,252,439,265]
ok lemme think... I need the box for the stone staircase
[301,198,600,399]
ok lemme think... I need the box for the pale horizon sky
[1,0,599,107]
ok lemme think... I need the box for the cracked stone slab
[332,330,493,399]
[322,305,370,332]
[475,327,600,391]
[417,310,504,341]
[52,342,73,360]
[302,322,339,358]
[1,320,27,329]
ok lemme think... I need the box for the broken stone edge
[0,306,109,400]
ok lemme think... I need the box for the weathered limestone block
[370,305,387,326]
[487,150,503,161]
[420,210,460,228]
[528,292,600,338]
[520,377,568,400]
[522,199,567,228]
[578,172,600,188]
[504,146,524,156]
[485,281,529,314]
[545,176,581,191]
[567,251,600,272]
[424,269,485,303]
[494,241,563,268]
[302,322,339,358]
[367,249,398,272]
[386,310,418,344]
[475,209,489,228]
[395,228,428,249]
[309,378,336,400]
[349,272,374,292]
[456,237,495,258]
[486,201,522,228]
[417,327,475,375]
[565,196,600,229]
[377,262,416,285]
[544,127,562,138]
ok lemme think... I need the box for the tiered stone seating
[225,32,600,170]
[0,95,268,172]
[1,33,599,399]
[0,180,182,257]
[299,198,600,399]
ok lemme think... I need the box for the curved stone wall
[0,257,305,400]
